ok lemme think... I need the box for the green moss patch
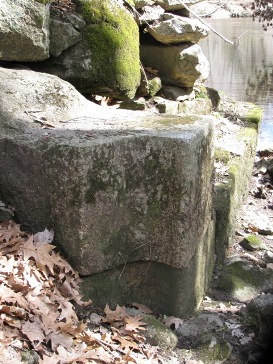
[244,106,263,125]
[76,0,140,99]
[240,235,265,251]
[196,338,231,364]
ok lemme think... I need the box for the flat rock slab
[0,67,215,316]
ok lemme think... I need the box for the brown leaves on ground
[0,221,163,363]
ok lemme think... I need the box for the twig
[178,0,235,45]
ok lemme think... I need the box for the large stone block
[0,67,215,316]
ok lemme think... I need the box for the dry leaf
[47,331,73,351]
[113,333,139,351]
[21,317,45,344]
[124,316,146,332]
[103,304,127,323]
[0,221,163,363]
[19,236,56,274]
[131,303,153,314]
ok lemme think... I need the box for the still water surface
[200,18,273,149]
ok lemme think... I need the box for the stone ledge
[213,98,262,263]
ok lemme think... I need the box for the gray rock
[176,313,224,338]
[0,66,215,317]
[246,294,273,326]
[141,43,210,87]
[244,294,273,360]
[148,13,209,44]
[49,19,82,57]
[153,96,179,114]
[119,98,147,110]
[138,5,165,24]
[217,261,273,302]
[62,12,86,30]
[0,0,50,61]
[263,250,273,263]
[142,316,178,350]
[243,210,273,235]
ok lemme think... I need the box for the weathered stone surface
[81,218,215,317]
[176,313,224,340]
[138,5,165,24]
[142,316,178,350]
[141,42,210,87]
[148,13,209,44]
[0,0,50,61]
[37,0,140,98]
[49,19,82,57]
[213,99,261,263]
[153,96,179,114]
[0,66,215,317]
[216,261,273,302]
[263,251,273,263]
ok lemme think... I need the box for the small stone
[240,235,266,251]
[21,350,39,364]
[153,96,179,114]
[143,315,178,350]
[119,98,146,110]
[263,250,273,263]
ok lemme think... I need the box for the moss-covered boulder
[39,0,141,99]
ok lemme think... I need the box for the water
[200,18,273,149]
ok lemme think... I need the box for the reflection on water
[200,18,273,149]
